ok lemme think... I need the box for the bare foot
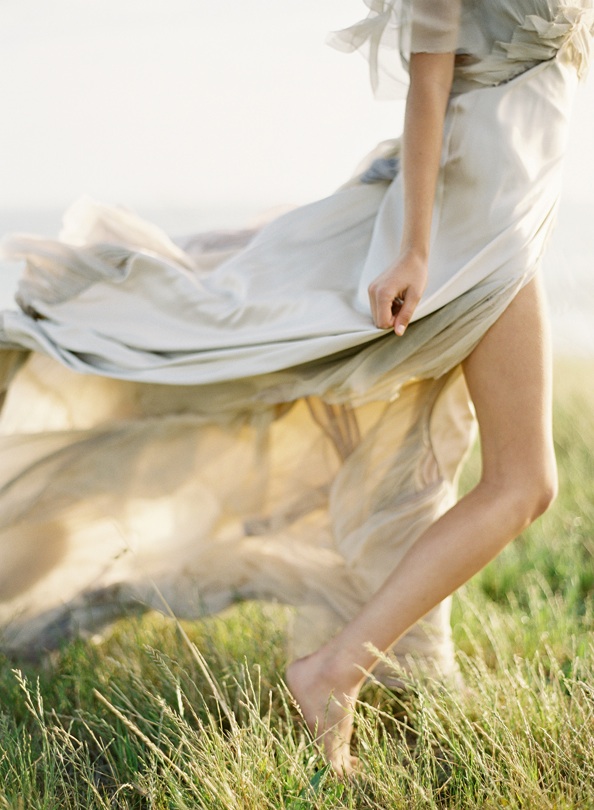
[286,654,360,776]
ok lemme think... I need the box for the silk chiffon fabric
[0,1,592,678]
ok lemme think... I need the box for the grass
[0,358,593,809]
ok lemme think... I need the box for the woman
[1,0,593,775]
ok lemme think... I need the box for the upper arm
[408,51,456,95]
[411,0,461,56]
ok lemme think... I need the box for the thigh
[462,275,555,484]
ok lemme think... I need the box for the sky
[1,0,594,233]
[0,0,592,352]
[0,0,400,227]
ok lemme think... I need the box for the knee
[527,471,558,521]
[510,463,558,527]
[483,459,557,531]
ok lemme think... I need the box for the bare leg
[286,276,557,774]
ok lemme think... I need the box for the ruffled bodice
[454,1,594,91]
[329,0,594,97]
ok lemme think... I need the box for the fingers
[369,284,398,329]
[393,288,420,336]
[368,281,421,335]
[368,254,427,334]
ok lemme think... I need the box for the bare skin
[286,276,557,774]
[367,51,454,338]
[287,34,557,774]
[286,49,459,776]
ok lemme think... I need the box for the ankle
[306,643,364,697]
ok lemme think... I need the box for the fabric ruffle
[327,0,411,99]
[0,9,584,673]
[330,1,594,97]
[327,0,461,98]
[453,3,594,91]
[502,6,594,79]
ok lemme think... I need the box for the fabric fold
[0,0,588,677]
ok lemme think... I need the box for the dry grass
[1,359,593,809]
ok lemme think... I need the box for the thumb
[394,290,419,336]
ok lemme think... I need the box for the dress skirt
[0,55,578,679]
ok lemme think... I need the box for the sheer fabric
[329,0,594,97]
[0,1,592,678]
[328,0,462,97]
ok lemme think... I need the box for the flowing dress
[1,0,592,677]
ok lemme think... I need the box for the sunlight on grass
[1,360,593,808]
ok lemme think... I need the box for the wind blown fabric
[0,0,591,678]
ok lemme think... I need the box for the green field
[1,360,593,809]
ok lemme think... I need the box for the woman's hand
[367,50,454,337]
[368,249,428,335]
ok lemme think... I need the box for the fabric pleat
[0,1,590,679]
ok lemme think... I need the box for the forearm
[400,52,455,260]
[367,51,455,334]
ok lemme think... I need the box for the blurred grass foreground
[0,359,593,809]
